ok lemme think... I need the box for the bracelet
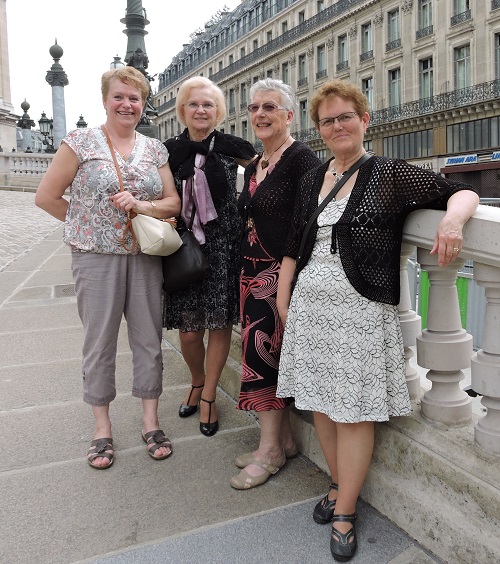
[150,200,157,217]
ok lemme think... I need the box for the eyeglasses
[247,103,288,113]
[184,102,216,110]
[317,112,358,128]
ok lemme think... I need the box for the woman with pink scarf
[163,77,256,437]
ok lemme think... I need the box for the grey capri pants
[72,252,163,406]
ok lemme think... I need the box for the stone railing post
[399,244,422,399]
[416,249,473,424]
[470,263,500,454]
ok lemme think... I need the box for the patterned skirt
[237,257,293,412]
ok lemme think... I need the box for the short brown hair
[310,80,369,124]
[101,67,150,104]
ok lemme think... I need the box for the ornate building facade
[153,0,500,196]
[0,0,18,152]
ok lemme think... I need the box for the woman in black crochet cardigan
[231,79,321,490]
[276,80,479,561]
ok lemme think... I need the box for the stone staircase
[163,328,500,563]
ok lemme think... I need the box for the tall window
[338,34,348,64]
[282,21,288,34]
[454,45,470,90]
[242,120,248,140]
[282,62,290,84]
[229,88,235,112]
[267,31,273,43]
[229,54,234,65]
[240,47,246,58]
[299,100,308,131]
[298,54,307,82]
[362,77,374,109]
[495,34,500,79]
[298,11,305,24]
[419,58,433,99]
[361,23,372,54]
[389,68,401,107]
[240,82,247,105]
[317,44,326,73]
[418,0,432,29]
[453,0,469,15]
[317,0,324,12]
[388,9,400,42]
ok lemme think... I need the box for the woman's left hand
[110,191,138,213]
[430,217,463,267]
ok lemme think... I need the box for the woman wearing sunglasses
[232,79,321,490]
[276,80,479,561]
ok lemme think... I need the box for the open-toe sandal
[142,430,172,460]
[230,453,286,490]
[330,513,357,562]
[87,438,114,469]
[235,444,299,469]
[179,384,204,418]
[313,482,338,524]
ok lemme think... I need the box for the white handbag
[131,214,182,256]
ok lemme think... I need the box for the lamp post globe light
[110,55,125,69]
[38,111,55,153]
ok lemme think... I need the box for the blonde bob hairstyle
[310,79,369,125]
[101,67,150,105]
[176,76,227,127]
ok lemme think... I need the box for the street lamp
[38,111,55,153]
[110,55,125,69]
[76,115,88,128]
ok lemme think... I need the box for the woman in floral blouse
[35,67,180,469]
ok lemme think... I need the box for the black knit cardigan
[237,141,322,261]
[286,155,478,305]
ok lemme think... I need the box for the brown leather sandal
[87,438,114,469]
[142,430,172,460]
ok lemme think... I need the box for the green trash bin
[418,270,469,329]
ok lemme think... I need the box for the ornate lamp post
[38,111,55,153]
[110,55,125,69]
[16,100,36,152]
[45,40,68,150]
[76,115,88,128]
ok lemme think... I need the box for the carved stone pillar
[416,250,472,424]
[399,244,422,399]
[470,263,500,454]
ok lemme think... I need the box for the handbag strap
[296,153,371,263]
[101,125,137,251]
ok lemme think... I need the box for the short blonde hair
[101,67,150,104]
[310,80,369,124]
[176,76,226,126]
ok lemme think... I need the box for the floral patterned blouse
[62,127,169,254]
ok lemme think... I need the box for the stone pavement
[0,188,441,564]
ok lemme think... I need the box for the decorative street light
[38,111,55,153]
[76,115,88,128]
[110,55,125,69]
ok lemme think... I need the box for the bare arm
[277,256,297,326]
[34,143,79,221]
[110,162,181,219]
[430,190,480,267]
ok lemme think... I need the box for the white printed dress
[277,195,412,423]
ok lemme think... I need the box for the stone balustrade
[0,153,54,187]
[403,204,500,455]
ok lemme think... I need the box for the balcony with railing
[451,9,472,26]
[360,50,373,63]
[386,38,401,52]
[493,0,500,10]
[316,69,327,80]
[416,25,433,40]
[297,77,308,88]
[336,60,349,72]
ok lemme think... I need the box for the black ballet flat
[199,397,219,437]
[330,513,357,562]
[313,482,338,524]
[178,384,204,418]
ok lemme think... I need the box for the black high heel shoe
[330,513,357,562]
[178,384,204,418]
[199,397,219,436]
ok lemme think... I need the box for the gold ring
[453,247,459,252]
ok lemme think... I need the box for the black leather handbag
[162,203,211,293]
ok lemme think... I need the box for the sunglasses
[247,103,288,113]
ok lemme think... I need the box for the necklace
[330,165,346,185]
[260,137,288,169]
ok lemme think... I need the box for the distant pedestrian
[35,66,180,469]
[276,79,479,561]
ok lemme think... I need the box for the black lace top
[238,141,322,261]
[286,155,478,305]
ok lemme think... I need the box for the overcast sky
[7,0,240,130]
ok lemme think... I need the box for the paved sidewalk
[0,189,441,564]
